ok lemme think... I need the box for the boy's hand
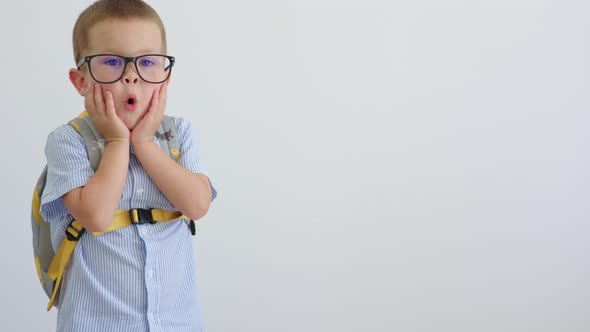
[85,83,130,143]
[131,81,168,146]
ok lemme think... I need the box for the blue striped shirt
[40,116,216,332]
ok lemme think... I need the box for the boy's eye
[103,58,123,66]
[139,58,155,67]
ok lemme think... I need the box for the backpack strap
[92,209,190,236]
[154,116,195,234]
[156,115,181,162]
[45,220,84,310]
[45,208,187,310]
[68,111,103,171]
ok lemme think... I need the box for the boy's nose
[122,64,139,84]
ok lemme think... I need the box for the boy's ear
[69,68,89,96]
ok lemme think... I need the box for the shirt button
[148,270,154,278]
[137,188,144,193]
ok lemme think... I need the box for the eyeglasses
[77,54,175,84]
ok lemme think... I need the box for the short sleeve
[174,117,217,201]
[40,125,94,222]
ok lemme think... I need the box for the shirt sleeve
[40,124,94,222]
[174,117,217,202]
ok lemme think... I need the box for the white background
[1,0,589,331]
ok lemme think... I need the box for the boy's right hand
[85,83,130,143]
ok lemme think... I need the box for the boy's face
[70,18,168,130]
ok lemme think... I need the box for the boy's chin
[118,112,144,131]
[124,120,139,131]
[119,117,139,131]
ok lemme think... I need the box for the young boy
[39,1,216,331]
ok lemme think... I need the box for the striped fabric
[40,116,216,332]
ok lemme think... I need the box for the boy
[40,1,216,331]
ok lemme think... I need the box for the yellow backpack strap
[45,208,187,309]
[91,209,189,236]
[45,220,85,310]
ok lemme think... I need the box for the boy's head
[72,0,167,66]
[69,0,171,130]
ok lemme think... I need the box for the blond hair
[72,0,167,64]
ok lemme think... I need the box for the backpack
[31,111,195,310]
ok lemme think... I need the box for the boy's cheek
[80,85,90,97]
[101,87,115,101]
[80,80,96,96]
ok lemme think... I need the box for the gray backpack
[31,111,191,310]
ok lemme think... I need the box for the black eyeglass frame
[76,53,176,84]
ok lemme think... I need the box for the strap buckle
[129,208,156,224]
[66,220,85,241]
[188,220,196,236]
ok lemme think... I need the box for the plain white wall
[1,0,589,331]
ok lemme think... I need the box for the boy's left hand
[131,81,168,146]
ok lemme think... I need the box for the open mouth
[124,94,137,111]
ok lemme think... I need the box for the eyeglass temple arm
[76,57,87,69]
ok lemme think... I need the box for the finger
[94,84,105,116]
[149,87,160,116]
[160,82,168,111]
[85,83,95,115]
[158,85,166,117]
[105,91,116,117]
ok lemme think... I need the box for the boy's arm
[133,141,212,221]
[62,84,131,233]
[130,82,211,221]
[62,140,129,232]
